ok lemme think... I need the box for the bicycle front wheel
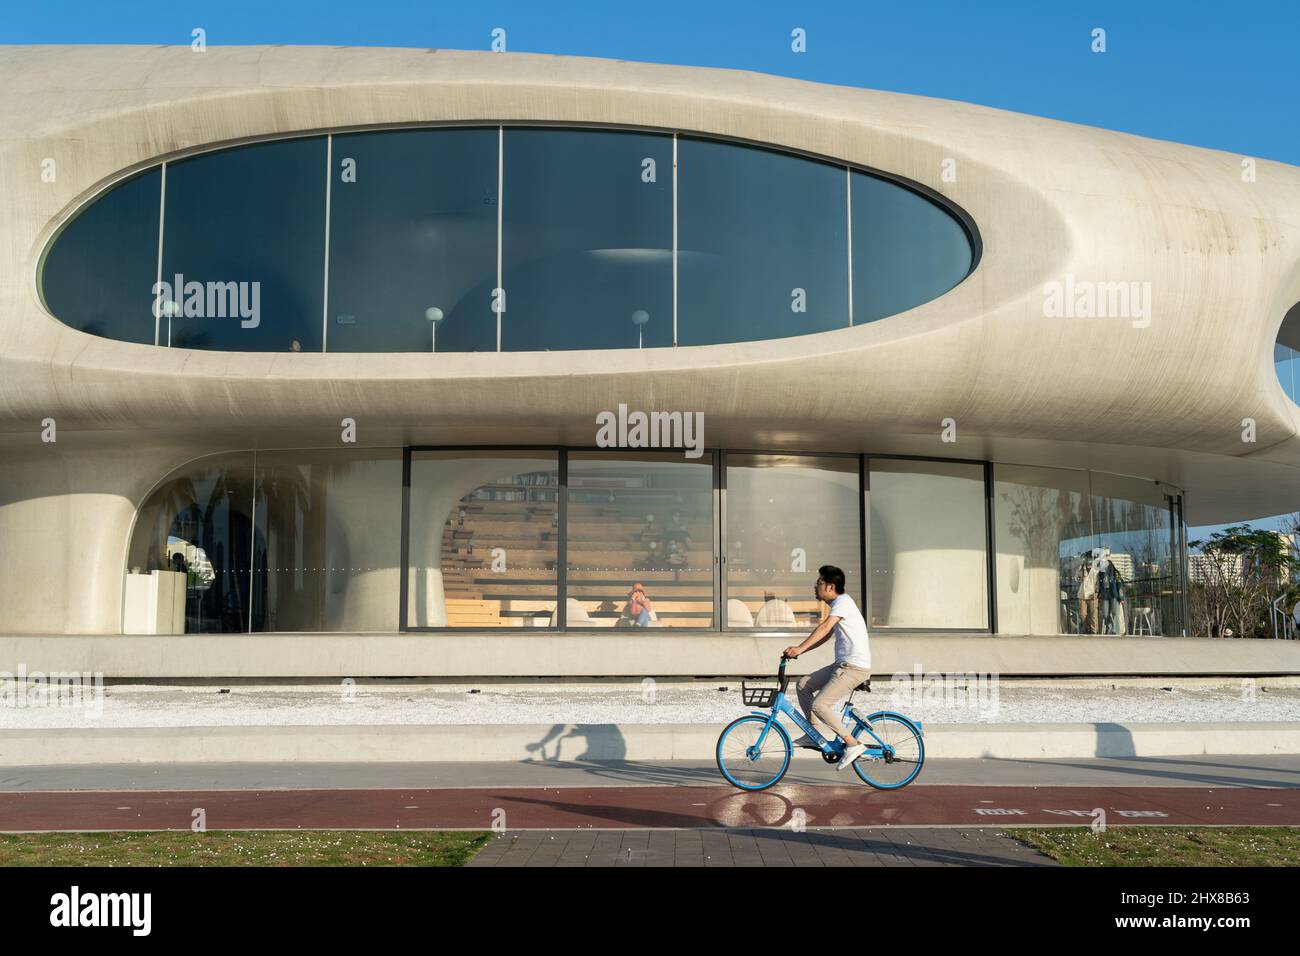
[716,715,792,791]
[853,714,925,790]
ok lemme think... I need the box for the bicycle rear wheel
[716,715,792,791]
[852,714,925,790]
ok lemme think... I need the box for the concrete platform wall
[1,632,1298,679]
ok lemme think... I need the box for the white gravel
[2,679,1299,729]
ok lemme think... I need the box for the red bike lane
[1,784,1297,831]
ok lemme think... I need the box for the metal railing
[1271,594,1297,639]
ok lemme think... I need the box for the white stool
[1131,607,1155,636]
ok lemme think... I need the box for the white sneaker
[836,743,867,770]
[792,734,821,750]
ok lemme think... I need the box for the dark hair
[817,565,846,595]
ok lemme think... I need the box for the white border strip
[846,166,854,327]
[496,126,504,352]
[154,162,167,346]
[672,134,679,347]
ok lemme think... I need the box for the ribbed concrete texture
[2,720,1299,767]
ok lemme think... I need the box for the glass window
[993,464,1183,637]
[126,453,256,633]
[566,452,714,628]
[992,464,1092,636]
[724,454,860,629]
[1276,343,1297,403]
[1089,472,1177,637]
[44,130,980,352]
[407,451,559,627]
[328,129,498,353]
[868,459,988,628]
[851,173,972,324]
[252,449,402,632]
[40,168,161,345]
[503,129,672,350]
[1278,303,1300,402]
[678,139,849,345]
[161,137,326,351]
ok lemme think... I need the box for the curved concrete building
[1,45,1298,677]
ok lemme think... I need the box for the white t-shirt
[828,593,870,670]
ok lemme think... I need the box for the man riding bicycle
[783,565,871,770]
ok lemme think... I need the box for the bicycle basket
[741,682,778,707]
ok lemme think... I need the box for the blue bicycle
[716,656,925,791]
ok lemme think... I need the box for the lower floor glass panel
[124,448,1189,635]
[407,451,559,627]
[126,453,257,633]
[993,463,1184,636]
[253,449,402,632]
[724,453,861,629]
[868,459,988,629]
[566,452,714,628]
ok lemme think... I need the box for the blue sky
[5,1,1298,164]
[6,1,1297,534]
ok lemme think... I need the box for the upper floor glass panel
[41,126,977,353]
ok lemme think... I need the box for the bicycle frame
[742,655,914,760]
[747,691,895,759]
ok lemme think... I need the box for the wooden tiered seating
[430,479,825,629]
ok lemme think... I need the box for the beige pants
[796,661,871,745]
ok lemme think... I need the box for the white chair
[755,598,797,627]
[726,599,754,628]
[550,598,596,627]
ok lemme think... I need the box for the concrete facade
[1,46,1298,674]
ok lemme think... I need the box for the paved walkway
[467,827,1061,867]
[5,754,1298,791]
[2,756,1296,834]
[1,783,1296,831]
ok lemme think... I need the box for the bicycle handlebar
[777,654,791,695]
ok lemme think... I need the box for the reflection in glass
[407,452,559,627]
[252,450,402,631]
[994,464,1182,636]
[678,139,849,345]
[868,459,987,628]
[503,130,672,350]
[851,173,973,324]
[1089,473,1176,637]
[40,169,161,345]
[126,454,256,633]
[566,452,714,628]
[993,464,1090,636]
[162,137,326,351]
[328,129,498,353]
[725,454,860,629]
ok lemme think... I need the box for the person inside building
[620,582,654,627]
